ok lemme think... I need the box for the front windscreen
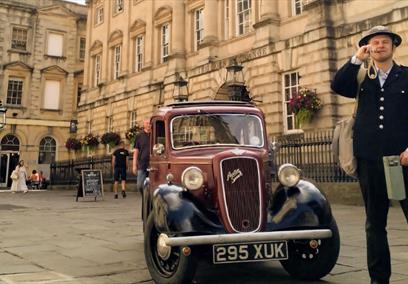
[171,114,264,149]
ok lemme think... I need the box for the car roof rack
[166,100,255,108]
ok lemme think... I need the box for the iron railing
[50,155,136,186]
[50,131,356,185]
[273,131,357,182]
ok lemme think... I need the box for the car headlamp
[278,163,300,187]
[181,167,204,190]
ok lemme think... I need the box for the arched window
[38,136,56,164]
[0,134,20,151]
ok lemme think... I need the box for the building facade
[0,0,87,188]
[78,0,408,156]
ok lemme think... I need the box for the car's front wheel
[144,213,197,284]
[280,219,340,280]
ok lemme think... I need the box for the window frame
[114,0,124,14]
[129,111,137,128]
[79,37,86,60]
[43,80,61,110]
[236,0,252,36]
[38,136,57,164]
[113,45,122,80]
[194,8,204,51]
[95,6,104,25]
[6,78,24,106]
[106,115,113,132]
[161,23,170,63]
[46,31,64,57]
[134,35,144,72]
[87,120,92,134]
[282,72,300,132]
[292,0,303,16]
[11,27,28,51]
[94,54,102,87]
[0,134,20,151]
[77,84,83,106]
[224,0,230,40]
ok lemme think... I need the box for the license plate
[213,241,288,264]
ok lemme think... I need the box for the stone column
[253,0,280,47]
[172,0,186,57]
[82,5,93,91]
[261,0,279,21]
[202,0,218,46]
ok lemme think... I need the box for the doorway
[0,134,20,189]
[0,152,20,188]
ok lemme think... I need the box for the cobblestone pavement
[0,190,407,284]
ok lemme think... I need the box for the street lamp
[0,100,7,130]
[173,73,189,102]
[225,59,245,101]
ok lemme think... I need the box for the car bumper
[160,229,332,247]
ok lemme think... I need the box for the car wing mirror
[153,143,165,156]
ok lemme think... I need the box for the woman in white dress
[10,160,28,194]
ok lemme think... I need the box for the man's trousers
[357,159,408,283]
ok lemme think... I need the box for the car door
[148,119,168,194]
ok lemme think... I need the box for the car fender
[267,179,333,231]
[152,183,223,234]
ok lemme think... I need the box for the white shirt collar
[375,64,393,77]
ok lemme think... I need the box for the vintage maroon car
[142,101,339,283]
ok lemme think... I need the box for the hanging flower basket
[289,88,322,128]
[65,137,82,152]
[101,132,121,147]
[125,124,141,146]
[81,133,100,150]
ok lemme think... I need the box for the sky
[65,0,86,4]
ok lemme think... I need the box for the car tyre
[280,219,340,280]
[144,213,197,284]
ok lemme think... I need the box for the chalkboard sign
[81,169,104,200]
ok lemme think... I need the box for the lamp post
[0,100,7,130]
[173,73,189,102]
[225,59,246,101]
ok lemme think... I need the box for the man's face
[368,34,395,63]
[143,120,151,133]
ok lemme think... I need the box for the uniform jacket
[331,60,408,161]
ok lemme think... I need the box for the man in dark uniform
[112,140,129,199]
[132,118,151,194]
[331,26,408,284]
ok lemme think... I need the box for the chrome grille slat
[221,157,261,232]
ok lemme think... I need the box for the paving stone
[1,191,408,283]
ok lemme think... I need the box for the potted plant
[125,124,141,146]
[101,131,121,148]
[65,137,82,152]
[289,88,322,128]
[81,133,100,151]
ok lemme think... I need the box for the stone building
[77,0,408,157]
[0,0,87,188]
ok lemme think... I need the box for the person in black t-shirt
[132,119,151,194]
[112,141,129,199]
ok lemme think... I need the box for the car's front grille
[221,157,261,232]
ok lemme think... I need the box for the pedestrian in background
[29,170,40,189]
[10,160,28,194]
[38,170,48,189]
[331,26,408,284]
[112,140,129,199]
[132,118,151,194]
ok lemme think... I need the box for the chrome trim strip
[161,229,333,246]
